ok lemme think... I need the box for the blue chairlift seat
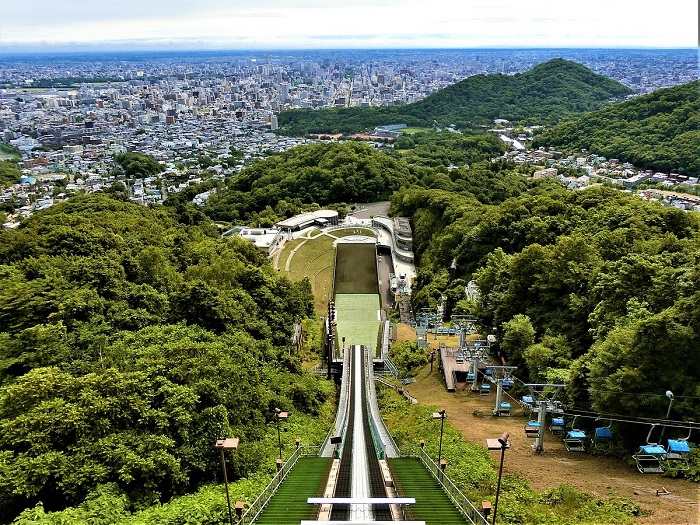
[640,444,666,455]
[501,378,514,390]
[667,439,690,454]
[479,383,491,395]
[522,395,534,405]
[595,427,613,441]
[466,372,475,382]
[633,444,666,474]
[665,439,691,470]
[550,417,565,435]
[525,420,541,438]
[484,368,494,376]
[564,430,588,452]
[498,401,512,416]
[592,426,614,450]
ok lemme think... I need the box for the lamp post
[214,437,240,525]
[486,432,510,525]
[659,390,674,443]
[275,408,289,460]
[432,410,447,466]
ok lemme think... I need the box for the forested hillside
[200,141,416,224]
[534,80,700,175]
[394,131,506,168]
[0,161,21,189]
[0,195,332,522]
[194,136,524,226]
[279,59,633,135]
[392,183,700,430]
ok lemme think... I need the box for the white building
[236,228,283,256]
[275,209,339,232]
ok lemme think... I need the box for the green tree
[114,152,163,178]
[501,314,535,370]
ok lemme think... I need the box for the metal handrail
[375,320,385,360]
[239,444,321,525]
[365,351,387,458]
[384,356,400,377]
[410,447,489,525]
[320,349,352,456]
[381,320,391,361]
[375,375,417,405]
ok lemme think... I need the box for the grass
[276,236,335,314]
[0,143,20,161]
[401,127,433,135]
[327,227,376,238]
[277,238,303,269]
[335,293,381,352]
[389,458,466,525]
[379,388,642,525]
[255,457,332,525]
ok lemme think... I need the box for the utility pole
[659,390,674,443]
[274,409,289,460]
[214,438,239,525]
[432,410,447,466]
[486,433,510,525]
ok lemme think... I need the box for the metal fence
[320,350,352,456]
[383,356,400,377]
[239,444,321,525]
[411,446,489,525]
[374,375,417,405]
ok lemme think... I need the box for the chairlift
[664,422,693,471]
[525,420,541,438]
[632,424,666,474]
[496,401,512,416]
[521,395,535,411]
[501,378,514,390]
[564,416,588,452]
[549,401,565,416]
[484,367,494,377]
[466,371,475,382]
[479,383,491,396]
[549,417,565,435]
[592,419,614,451]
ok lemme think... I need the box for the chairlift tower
[524,383,565,453]
[467,348,491,392]
[450,314,478,347]
[484,366,517,416]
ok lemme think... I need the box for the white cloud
[0,0,696,49]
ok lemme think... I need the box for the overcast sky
[1,0,697,51]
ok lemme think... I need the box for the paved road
[349,201,390,219]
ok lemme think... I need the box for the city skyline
[1,0,698,52]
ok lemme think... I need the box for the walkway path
[408,365,700,525]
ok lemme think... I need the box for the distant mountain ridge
[278,59,633,135]
[533,80,700,176]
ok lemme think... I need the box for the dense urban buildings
[0,48,697,225]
